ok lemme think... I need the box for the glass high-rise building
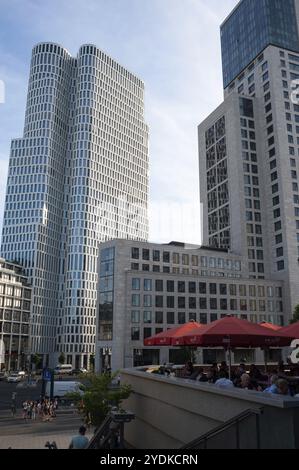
[199,0,299,323]
[1,43,149,368]
[221,0,299,88]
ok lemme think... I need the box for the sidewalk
[0,430,94,449]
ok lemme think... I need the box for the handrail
[87,415,113,449]
[181,407,263,449]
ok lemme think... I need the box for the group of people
[21,398,58,421]
[178,361,297,396]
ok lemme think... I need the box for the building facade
[0,258,31,371]
[199,0,299,320]
[1,43,149,368]
[96,240,284,371]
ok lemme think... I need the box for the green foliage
[290,305,299,324]
[31,354,42,367]
[58,352,65,365]
[67,372,132,427]
[89,354,95,371]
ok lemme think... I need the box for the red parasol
[259,321,281,331]
[174,316,292,348]
[143,321,202,347]
[279,321,299,338]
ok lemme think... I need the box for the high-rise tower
[199,0,299,320]
[1,43,149,367]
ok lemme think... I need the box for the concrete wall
[121,368,299,449]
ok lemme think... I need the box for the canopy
[173,316,292,348]
[143,321,202,346]
[259,321,281,331]
[279,321,299,338]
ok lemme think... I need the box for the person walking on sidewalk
[69,426,89,449]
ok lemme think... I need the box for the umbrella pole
[264,349,268,375]
[228,348,232,380]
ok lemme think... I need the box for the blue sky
[0,0,238,244]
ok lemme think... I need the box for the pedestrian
[69,426,89,449]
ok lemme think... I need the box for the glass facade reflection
[221,0,299,88]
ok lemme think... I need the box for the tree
[31,354,42,370]
[89,354,95,371]
[58,352,65,365]
[290,305,299,324]
[68,372,132,427]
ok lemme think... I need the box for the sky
[0,0,238,245]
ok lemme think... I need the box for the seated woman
[181,361,194,378]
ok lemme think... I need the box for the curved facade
[1,43,149,367]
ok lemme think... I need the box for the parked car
[71,368,88,376]
[17,371,26,378]
[7,373,22,383]
[54,364,73,375]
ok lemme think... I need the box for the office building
[0,258,31,371]
[199,0,299,319]
[1,43,149,367]
[96,240,284,371]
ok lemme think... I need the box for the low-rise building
[0,258,31,370]
[95,240,285,372]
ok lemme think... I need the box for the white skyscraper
[1,43,149,368]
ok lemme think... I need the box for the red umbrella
[259,321,281,331]
[279,321,299,338]
[174,316,292,348]
[174,316,293,379]
[144,321,202,346]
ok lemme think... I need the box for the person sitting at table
[214,370,234,389]
[219,361,229,374]
[232,364,246,387]
[277,379,291,396]
[263,375,279,394]
[249,364,265,382]
[195,367,208,382]
[181,361,194,378]
[239,373,258,391]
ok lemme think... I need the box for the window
[163,252,170,263]
[155,280,163,292]
[178,281,185,293]
[132,278,140,290]
[167,296,174,308]
[153,250,160,262]
[144,311,152,324]
[277,260,285,271]
[167,280,174,292]
[155,296,163,308]
[131,311,140,323]
[144,279,152,291]
[144,295,152,307]
[142,249,150,260]
[131,328,140,341]
[189,282,196,293]
[199,282,206,294]
[210,298,217,310]
[155,311,163,324]
[178,297,185,309]
[167,312,174,324]
[132,294,140,307]
[131,247,139,259]
[178,312,186,324]
[143,328,152,339]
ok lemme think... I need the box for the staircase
[182,408,263,449]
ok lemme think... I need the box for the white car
[7,373,22,383]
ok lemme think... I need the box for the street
[0,379,92,449]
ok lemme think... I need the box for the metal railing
[182,408,263,449]
[87,410,135,449]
